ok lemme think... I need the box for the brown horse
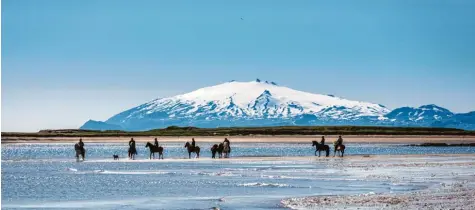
[145,142,164,159]
[312,141,330,157]
[184,142,200,159]
[334,144,346,157]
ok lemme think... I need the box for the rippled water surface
[2,143,475,209]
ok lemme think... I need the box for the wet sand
[2,135,475,144]
[281,154,475,210]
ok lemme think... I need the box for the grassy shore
[2,126,475,138]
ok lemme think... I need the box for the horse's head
[184,142,190,148]
[312,141,317,146]
[145,142,150,147]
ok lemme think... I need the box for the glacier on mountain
[79,79,475,131]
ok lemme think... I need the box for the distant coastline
[2,126,475,144]
[3,126,475,137]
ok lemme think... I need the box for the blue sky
[2,0,475,132]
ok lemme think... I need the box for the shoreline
[280,154,475,210]
[3,135,475,144]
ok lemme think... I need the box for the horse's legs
[189,152,191,159]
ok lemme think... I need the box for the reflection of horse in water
[312,141,329,157]
[184,142,200,159]
[128,146,137,160]
[145,142,164,159]
[74,143,85,161]
[334,144,345,157]
[223,141,231,158]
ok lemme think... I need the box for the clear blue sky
[2,0,475,132]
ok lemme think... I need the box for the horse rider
[191,138,196,148]
[129,138,136,152]
[335,135,343,149]
[154,138,159,147]
[78,138,84,149]
[320,136,325,145]
[224,138,231,153]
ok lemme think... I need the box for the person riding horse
[223,138,231,154]
[75,138,86,160]
[333,135,346,157]
[128,138,137,159]
[320,136,325,145]
[335,136,343,149]
[191,138,196,148]
[154,138,159,147]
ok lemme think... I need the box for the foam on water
[238,182,292,188]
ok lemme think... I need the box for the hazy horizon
[2,0,475,132]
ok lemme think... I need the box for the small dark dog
[113,154,119,160]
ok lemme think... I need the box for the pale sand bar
[281,154,475,209]
[2,135,475,144]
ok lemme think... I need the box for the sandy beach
[2,135,475,144]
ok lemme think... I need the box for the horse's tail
[325,148,330,157]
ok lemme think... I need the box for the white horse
[223,141,231,158]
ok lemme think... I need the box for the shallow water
[2,143,475,209]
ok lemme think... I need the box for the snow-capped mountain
[80,79,475,131]
[382,104,454,126]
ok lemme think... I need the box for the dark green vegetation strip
[2,126,475,137]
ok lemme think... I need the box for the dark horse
[74,143,85,161]
[210,143,224,158]
[334,144,346,157]
[184,142,200,159]
[145,142,164,159]
[312,141,330,157]
[128,146,137,160]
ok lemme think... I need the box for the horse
[218,143,224,158]
[211,144,223,159]
[74,143,85,161]
[128,146,137,160]
[223,141,231,158]
[334,144,346,157]
[312,140,330,157]
[145,142,164,159]
[184,142,200,159]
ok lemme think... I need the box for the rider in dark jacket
[191,138,196,148]
[224,138,231,153]
[335,136,343,148]
[78,138,84,148]
[129,138,136,152]
[154,138,159,147]
[320,136,325,145]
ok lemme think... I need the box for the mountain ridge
[80,79,475,131]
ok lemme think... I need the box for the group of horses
[75,139,344,161]
[131,141,230,160]
[312,141,346,157]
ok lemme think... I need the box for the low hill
[2,126,474,138]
